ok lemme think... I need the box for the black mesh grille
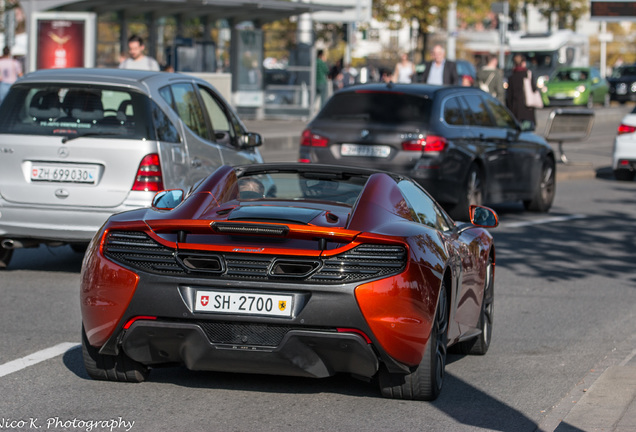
[103,231,182,274]
[197,321,293,346]
[103,231,406,284]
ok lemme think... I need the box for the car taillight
[301,129,329,147]
[618,124,636,135]
[401,135,447,152]
[132,154,164,191]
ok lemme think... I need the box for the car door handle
[190,158,202,168]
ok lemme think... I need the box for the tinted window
[463,94,494,127]
[484,97,517,128]
[151,101,180,143]
[443,97,464,126]
[318,92,432,125]
[162,83,209,139]
[198,85,243,146]
[398,179,450,231]
[0,84,153,139]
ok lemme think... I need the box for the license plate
[31,164,98,184]
[195,290,293,317]
[341,143,390,158]
[553,93,568,99]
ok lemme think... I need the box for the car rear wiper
[60,132,127,143]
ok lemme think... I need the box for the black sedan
[299,83,556,220]
[608,63,636,104]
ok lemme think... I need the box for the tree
[526,0,587,30]
[372,0,490,63]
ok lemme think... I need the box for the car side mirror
[241,132,263,148]
[152,189,184,210]
[470,205,499,228]
[519,120,535,132]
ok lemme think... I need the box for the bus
[506,30,590,88]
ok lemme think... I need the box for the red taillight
[337,328,372,344]
[401,135,447,152]
[123,316,157,329]
[301,129,329,147]
[132,154,163,191]
[618,124,636,135]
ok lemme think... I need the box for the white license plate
[553,93,568,99]
[341,143,390,158]
[195,290,293,317]
[31,164,98,184]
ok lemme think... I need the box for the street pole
[447,1,456,60]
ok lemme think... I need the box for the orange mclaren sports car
[80,163,498,400]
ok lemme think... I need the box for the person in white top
[0,46,23,104]
[393,53,415,84]
[119,35,160,71]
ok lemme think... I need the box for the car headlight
[576,85,586,93]
[631,82,636,93]
[537,75,549,89]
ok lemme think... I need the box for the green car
[540,67,610,107]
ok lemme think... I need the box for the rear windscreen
[317,91,432,125]
[0,84,154,140]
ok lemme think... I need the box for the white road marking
[502,214,587,228]
[0,342,79,378]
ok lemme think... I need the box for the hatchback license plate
[341,143,390,158]
[195,290,293,317]
[31,164,98,184]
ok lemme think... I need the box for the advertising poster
[29,12,96,72]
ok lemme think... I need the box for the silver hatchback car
[0,68,264,268]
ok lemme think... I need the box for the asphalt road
[1,109,635,432]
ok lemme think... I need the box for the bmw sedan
[299,83,556,220]
[0,68,263,268]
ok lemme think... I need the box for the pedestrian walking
[477,54,505,103]
[0,46,23,104]
[506,54,538,130]
[315,49,329,107]
[420,44,458,85]
[119,35,160,71]
[393,52,415,84]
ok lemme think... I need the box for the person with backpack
[477,54,504,103]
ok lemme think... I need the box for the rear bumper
[0,196,151,242]
[122,320,379,379]
[613,136,636,170]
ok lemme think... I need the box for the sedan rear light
[617,124,636,135]
[132,153,164,191]
[401,135,447,152]
[301,129,329,147]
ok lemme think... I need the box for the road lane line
[0,342,79,378]
[502,214,587,228]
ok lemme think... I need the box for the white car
[613,106,636,181]
[0,68,264,268]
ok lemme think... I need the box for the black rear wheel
[524,158,556,212]
[379,283,449,401]
[450,165,483,221]
[0,244,13,269]
[81,325,149,382]
[614,169,635,182]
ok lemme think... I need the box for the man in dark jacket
[420,44,458,85]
